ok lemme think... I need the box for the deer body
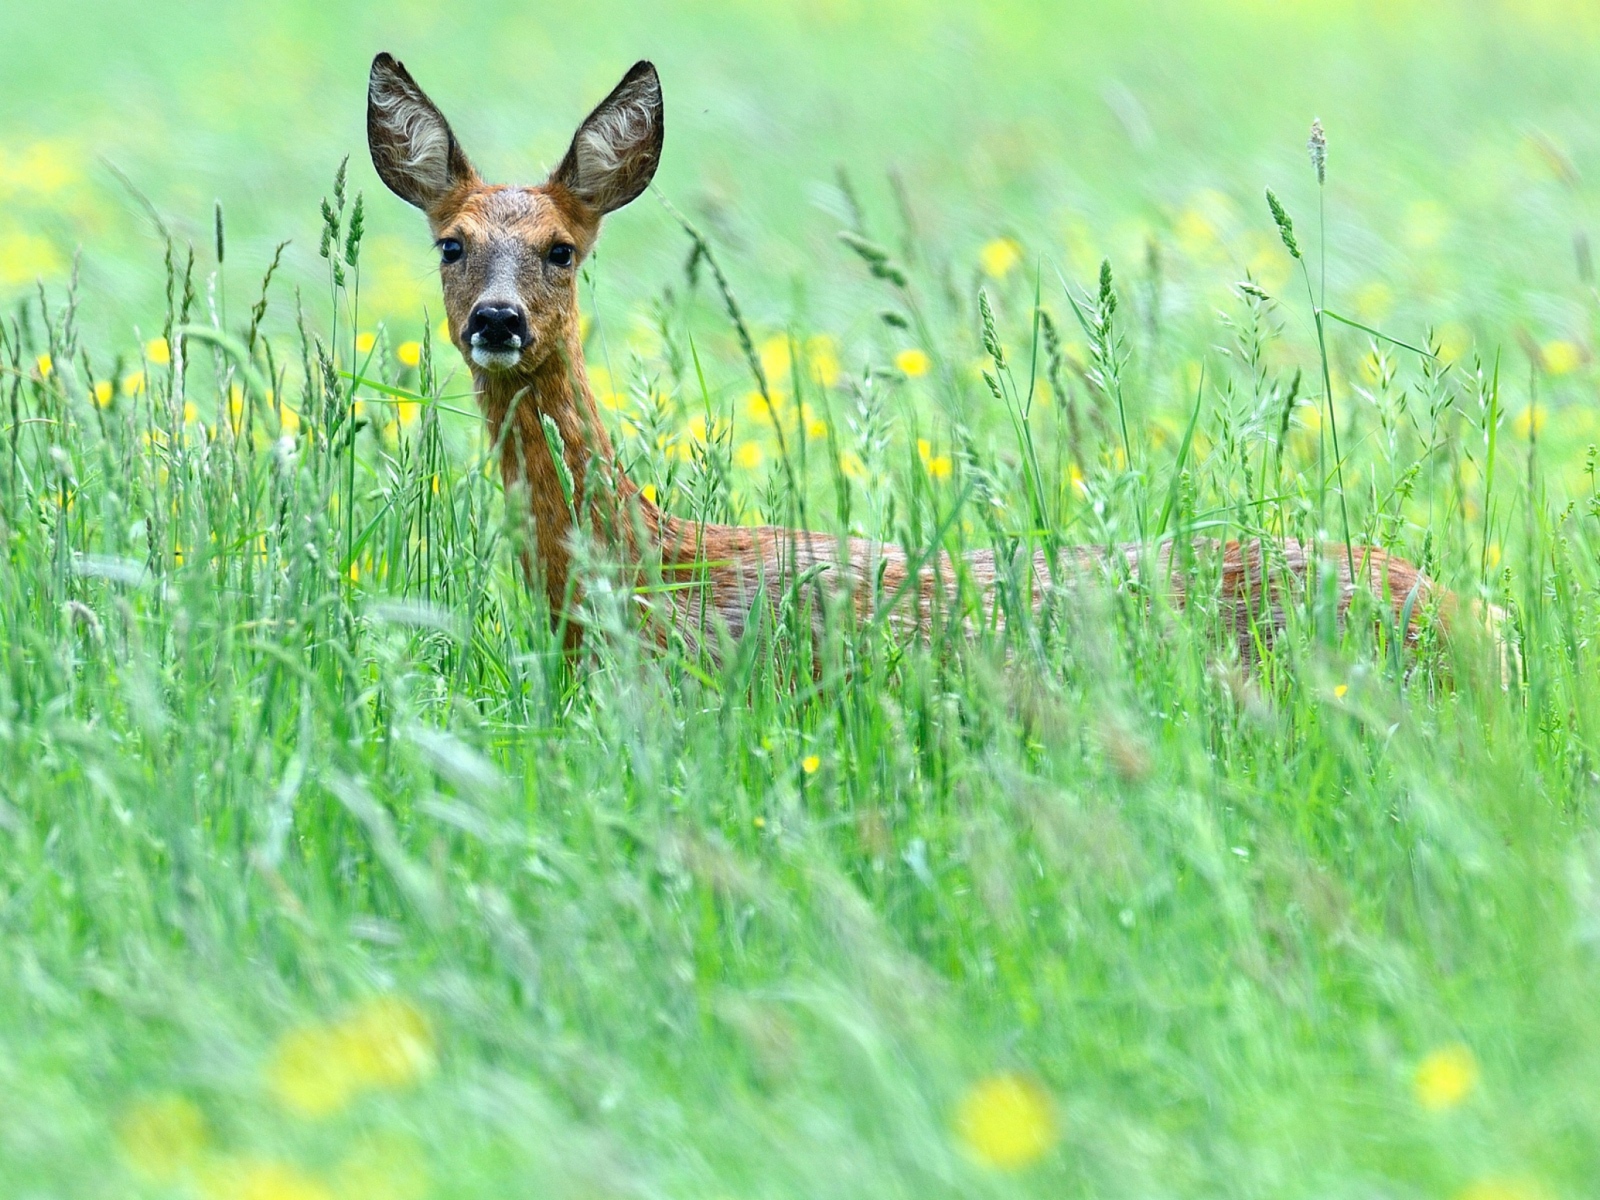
[368,54,1438,663]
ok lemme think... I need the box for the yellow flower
[640,483,658,505]
[35,353,51,377]
[0,231,63,286]
[1436,323,1472,364]
[338,996,436,1089]
[1413,1044,1479,1111]
[397,340,422,368]
[1353,282,1394,323]
[278,405,301,434]
[267,996,435,1118]
[896,348,930,378]
[1174,209,1218,257]
[979,237,1023,280]
[183,402,199,424]
[687,413,729,444]
[198,1158,333,1200]
[735,442,764,470]
[1542,339,1581,376]
[1512,406,1548,438]
[94,380,113,406]
[806,334,840,387]
[759,334,791,384]
[146,337,171,365]
[802,754,821,774]
[1068,465,1087,496]
[954,1072,1058,1170]
[746,391,784,422]
[355,331,377,356]
[916,437,952,478]
[116,1095,208,1182]
[807,417,828,438]
[397,401,420,425]
[590,364,620,410]
[1333,684,1349,699]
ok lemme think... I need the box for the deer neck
[472,323,672,617]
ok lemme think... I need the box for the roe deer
[366,53,1447,665]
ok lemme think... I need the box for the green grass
[6,2,1600,1196]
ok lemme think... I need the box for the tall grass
[1,138,1598,1199]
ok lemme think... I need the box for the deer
[365,53,1453,669]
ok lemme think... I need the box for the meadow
[5,1,1600,1196]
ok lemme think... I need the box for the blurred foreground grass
[5,2,1600,1197]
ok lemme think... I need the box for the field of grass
[7,1,1600,1196]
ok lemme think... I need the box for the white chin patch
[470,347,524,371]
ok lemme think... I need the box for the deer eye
[546,243,574,268]
[437,238,464,264]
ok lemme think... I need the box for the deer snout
[468,304,528,346]
[466,304,531,369]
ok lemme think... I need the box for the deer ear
[367,53,476,212]
[550,61,664,216]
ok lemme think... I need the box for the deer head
[366,53,664,377]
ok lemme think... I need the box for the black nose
[467,304,529,350]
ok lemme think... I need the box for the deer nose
[466,304,529,350]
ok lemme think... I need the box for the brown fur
[368,54,1445,663]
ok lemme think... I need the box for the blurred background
[6,0,1600,363]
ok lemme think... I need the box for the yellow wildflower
[916,437,952,479]
[801,755,821,774]
[1512,406,1547,438]
[954,1072,1058,1170]
[640,483,658,505]
[397,400,420,425]
[979,237,1023,280]
[746,390,784,422]
[1436,323,1472,364]
[146,337,170,365]
[759,334,791,384]
[735,442,764,470]
[1069,465,1087,496]
[397,340,422,368]
[590,365,615,408]
[197,1157,333,1200]
[806,334,841,387]
[35,353,51,377]
[1542,339,1582,376]
[807,417,828,438]
[267,996,435,1118]
[1333,684,1349,699]
[1174,208,1218,257]
[355,331,377,356]
[1353,282,1393,323]
[896,348,930,377]
[1413,1043,1479,1111]
[183,402,199,424]
[116,1095,208,1182]
[94,380,113,406]
[278,405,301,434]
